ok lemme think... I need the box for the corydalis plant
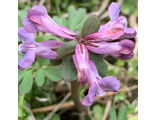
[18,2,136,107]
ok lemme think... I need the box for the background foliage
[18,0,138,120]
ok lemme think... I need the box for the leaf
[127,116,138,120]
[81,14,100,38]
[18,70,27,83]
[61,56,77,81]
[74,16,89,30]
[43,66,62,81]
[35,68,45,87]
[70,8,86,30]
[61,17,68,27]
[56,40,78,60]
[19,71,33,94]
[93,104,105,120]
[35,35,58,42]
[89,51,108,77]
[50,113,61,120]
[118,104,127,120]
[120,0,136,15]
[110,107,117,120]
[38,57,50,66]
[94,60,108,77]
[114,92,125,102]
[127,104,136,114]
[49,59,62,65]
[53,16,62,25]
[89,51,104,62]
[68,5,76,30]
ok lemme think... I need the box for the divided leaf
[110,107,117,120]
[35,68,45,87]
[43,66,62,82]
[118,105,127,120]
[19,71,33,94]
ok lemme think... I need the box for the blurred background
[18,0,138,120]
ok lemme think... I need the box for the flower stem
[71,80,85,113]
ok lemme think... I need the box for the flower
[99,2,137,38]
[22,5,76,39]
[73,56,120,106]
[84,2,136,41]
[74,43,89,86]
[85,39,135,60]
[18,27,64,71]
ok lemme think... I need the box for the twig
[71,80,85,113]
[86,107,94,120]
[43,92,71,120]
[31,85,138,113]
[102,96,112,120]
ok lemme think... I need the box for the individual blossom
[98,2,137,38]
[85,39,135,60]
[84,2,136,41]
[74,43,89,86]
[22,5,76,39]
[18,27,64,71]
[73,56,120,106]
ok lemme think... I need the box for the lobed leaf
[35,68,45,87]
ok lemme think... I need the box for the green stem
[71,80,85,113]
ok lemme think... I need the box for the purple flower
[99,2,137,38]
[73,43,89,86]
[85,39,135,60]
[73,56,120,106]
[18,27,64,71]
[84,24,124,42]
[22,5,76,39]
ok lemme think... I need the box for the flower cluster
[18,2,136,106]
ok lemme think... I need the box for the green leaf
[18,70,27,83]
[116,59,125,67]
[43,66,62,81]
[127,104,136,114]
[61,17,68,27]
[74,16,89,30]
[93,104,105,120]
[68,5,76,30]
[89,51,104,62]
[120,0,136,15]
[38,57,50,66]
[50,113,61,120]
[49,59,62,65]
[89,51,108,77]
[118,105,127,120]
[53,16,62,25]
[70,8,86,30]
[35,68,45,87]
[127,116,138,120]
[61,56,77,81]
[81,15,100,38]
[95,60,108,77]
[19,71,33,94]
[110,107,117,120]
[35,36,56,42]
[114,92,125,102]
[56,40,78,59]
